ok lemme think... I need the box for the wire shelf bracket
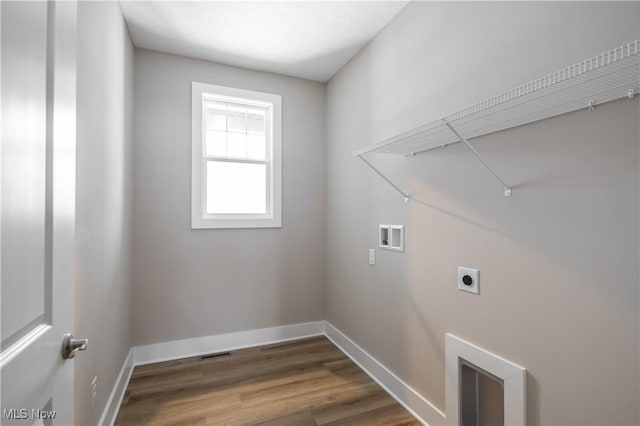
[353,40,639,200]
[443,121,512,197]
[357,155,410,203]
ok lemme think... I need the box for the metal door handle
[62,333,88,359]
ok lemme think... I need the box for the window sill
[191,217,282,229]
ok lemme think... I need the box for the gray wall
[132,49,326,346]
[75,2,134,425]
[325,2,640,425]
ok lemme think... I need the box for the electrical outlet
[458,267,479,294]
[91,376,98,409]
[369,249,376,265]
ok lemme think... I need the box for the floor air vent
[200,351,231,360]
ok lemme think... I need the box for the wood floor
[115,336,420,426]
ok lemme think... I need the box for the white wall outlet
[91,376,98,408]
[369,249,376,265]
[458,267,479,294]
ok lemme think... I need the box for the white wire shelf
[353,40,639,158]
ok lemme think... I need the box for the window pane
[246,133,266,160]
[206,102,226,111]
[206,161,266,214]
[247,110,265,134]
[205,103,227,130]
[227,106,245,132]
[207,112,227,130]
[206,130,227,156]
[227,132,246,158]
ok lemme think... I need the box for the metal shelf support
[444,121,512,197]
[357,155,410,203]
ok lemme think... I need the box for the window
[191,82,281,229]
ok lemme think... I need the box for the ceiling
[119,1,408,82]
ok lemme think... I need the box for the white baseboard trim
[98,348,134,426]
[99,321,444,426]
[324,322,446,426]
[132,321,325,366]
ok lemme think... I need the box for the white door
[1,1,79,425]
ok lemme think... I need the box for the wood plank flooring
[115,336,420,426]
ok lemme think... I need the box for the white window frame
[191,82,282,229]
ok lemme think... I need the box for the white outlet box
[91,376,98,408]
[458,267,479,294]
[379,225,404,252]
[369,249,376,265]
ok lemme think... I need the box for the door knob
[62,333,88,360]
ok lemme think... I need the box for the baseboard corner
[98,348,134,426]
[323,321,446,426]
